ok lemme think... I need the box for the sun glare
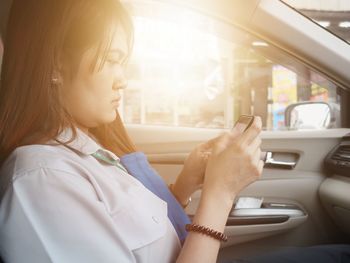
[125,6,229,126]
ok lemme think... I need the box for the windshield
[282,0,350,44]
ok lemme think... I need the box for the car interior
[1,0,350,262]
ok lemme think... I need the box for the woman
[0,0,263,262]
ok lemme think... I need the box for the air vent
[331,146,350,162]
[325,142,350,177]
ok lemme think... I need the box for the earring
[51,70,63,87]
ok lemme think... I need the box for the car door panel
[127,125,350,255]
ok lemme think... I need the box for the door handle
[264,152,297,169]
[230,208,304,217]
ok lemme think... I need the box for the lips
[111,96,121,103]
[111,97,121,108]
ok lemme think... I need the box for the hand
[202,117,264,204]
[172,138,217,206]
[173,142,211,200]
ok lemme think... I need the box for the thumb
[203,128,242,154]
[233,122,248,133]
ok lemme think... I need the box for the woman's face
[62,26,128,131]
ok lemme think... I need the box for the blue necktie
[120,152,190,244]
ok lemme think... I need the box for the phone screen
[233,115,254,132]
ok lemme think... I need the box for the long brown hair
[0,0,136,165]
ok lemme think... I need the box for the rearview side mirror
[284,101,334,130]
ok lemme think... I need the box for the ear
[51,54,64,86]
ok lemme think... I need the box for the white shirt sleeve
[1,167,136,263]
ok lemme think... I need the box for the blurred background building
[120,1,347,130]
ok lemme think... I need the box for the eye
[106,58,122,66]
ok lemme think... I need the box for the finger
[257,160,264,176]
[231,122,248,136]
[203,130,229,149]
[202,151,211,161]
[260,151,267,161]
[211,132,233,155]
[246,135,262,156]
[233,122,248,133]
[203,136,221,150]
[240,116,262,146]
[251,147,261,166]
[206,127,242,152]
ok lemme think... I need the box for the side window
[122,2,340,130]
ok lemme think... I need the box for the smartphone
[233,115,254,132]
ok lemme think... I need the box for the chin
[105,111,118,123]
[95,110,118,126]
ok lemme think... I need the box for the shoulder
[1,144,84,179]
[0,144,100,200]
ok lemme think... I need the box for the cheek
[87,73,114,101]
[89,74,117,117]
[65,64,119,123]
[65,76,112,114]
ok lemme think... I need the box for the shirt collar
[54,128,121,162]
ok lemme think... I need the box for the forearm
[171,170,200,206]
[175,118,263,262]
[176,189,235,263]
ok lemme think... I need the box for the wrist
[201,184,236,213]
[172,171,199,204]
[191,188,235,234]
[169,183,192,208]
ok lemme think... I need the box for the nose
[112,68,128,91]
[113,79,127,90]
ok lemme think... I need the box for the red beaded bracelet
[185,223,228,242]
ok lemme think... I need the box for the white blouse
[0,129,181,263]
